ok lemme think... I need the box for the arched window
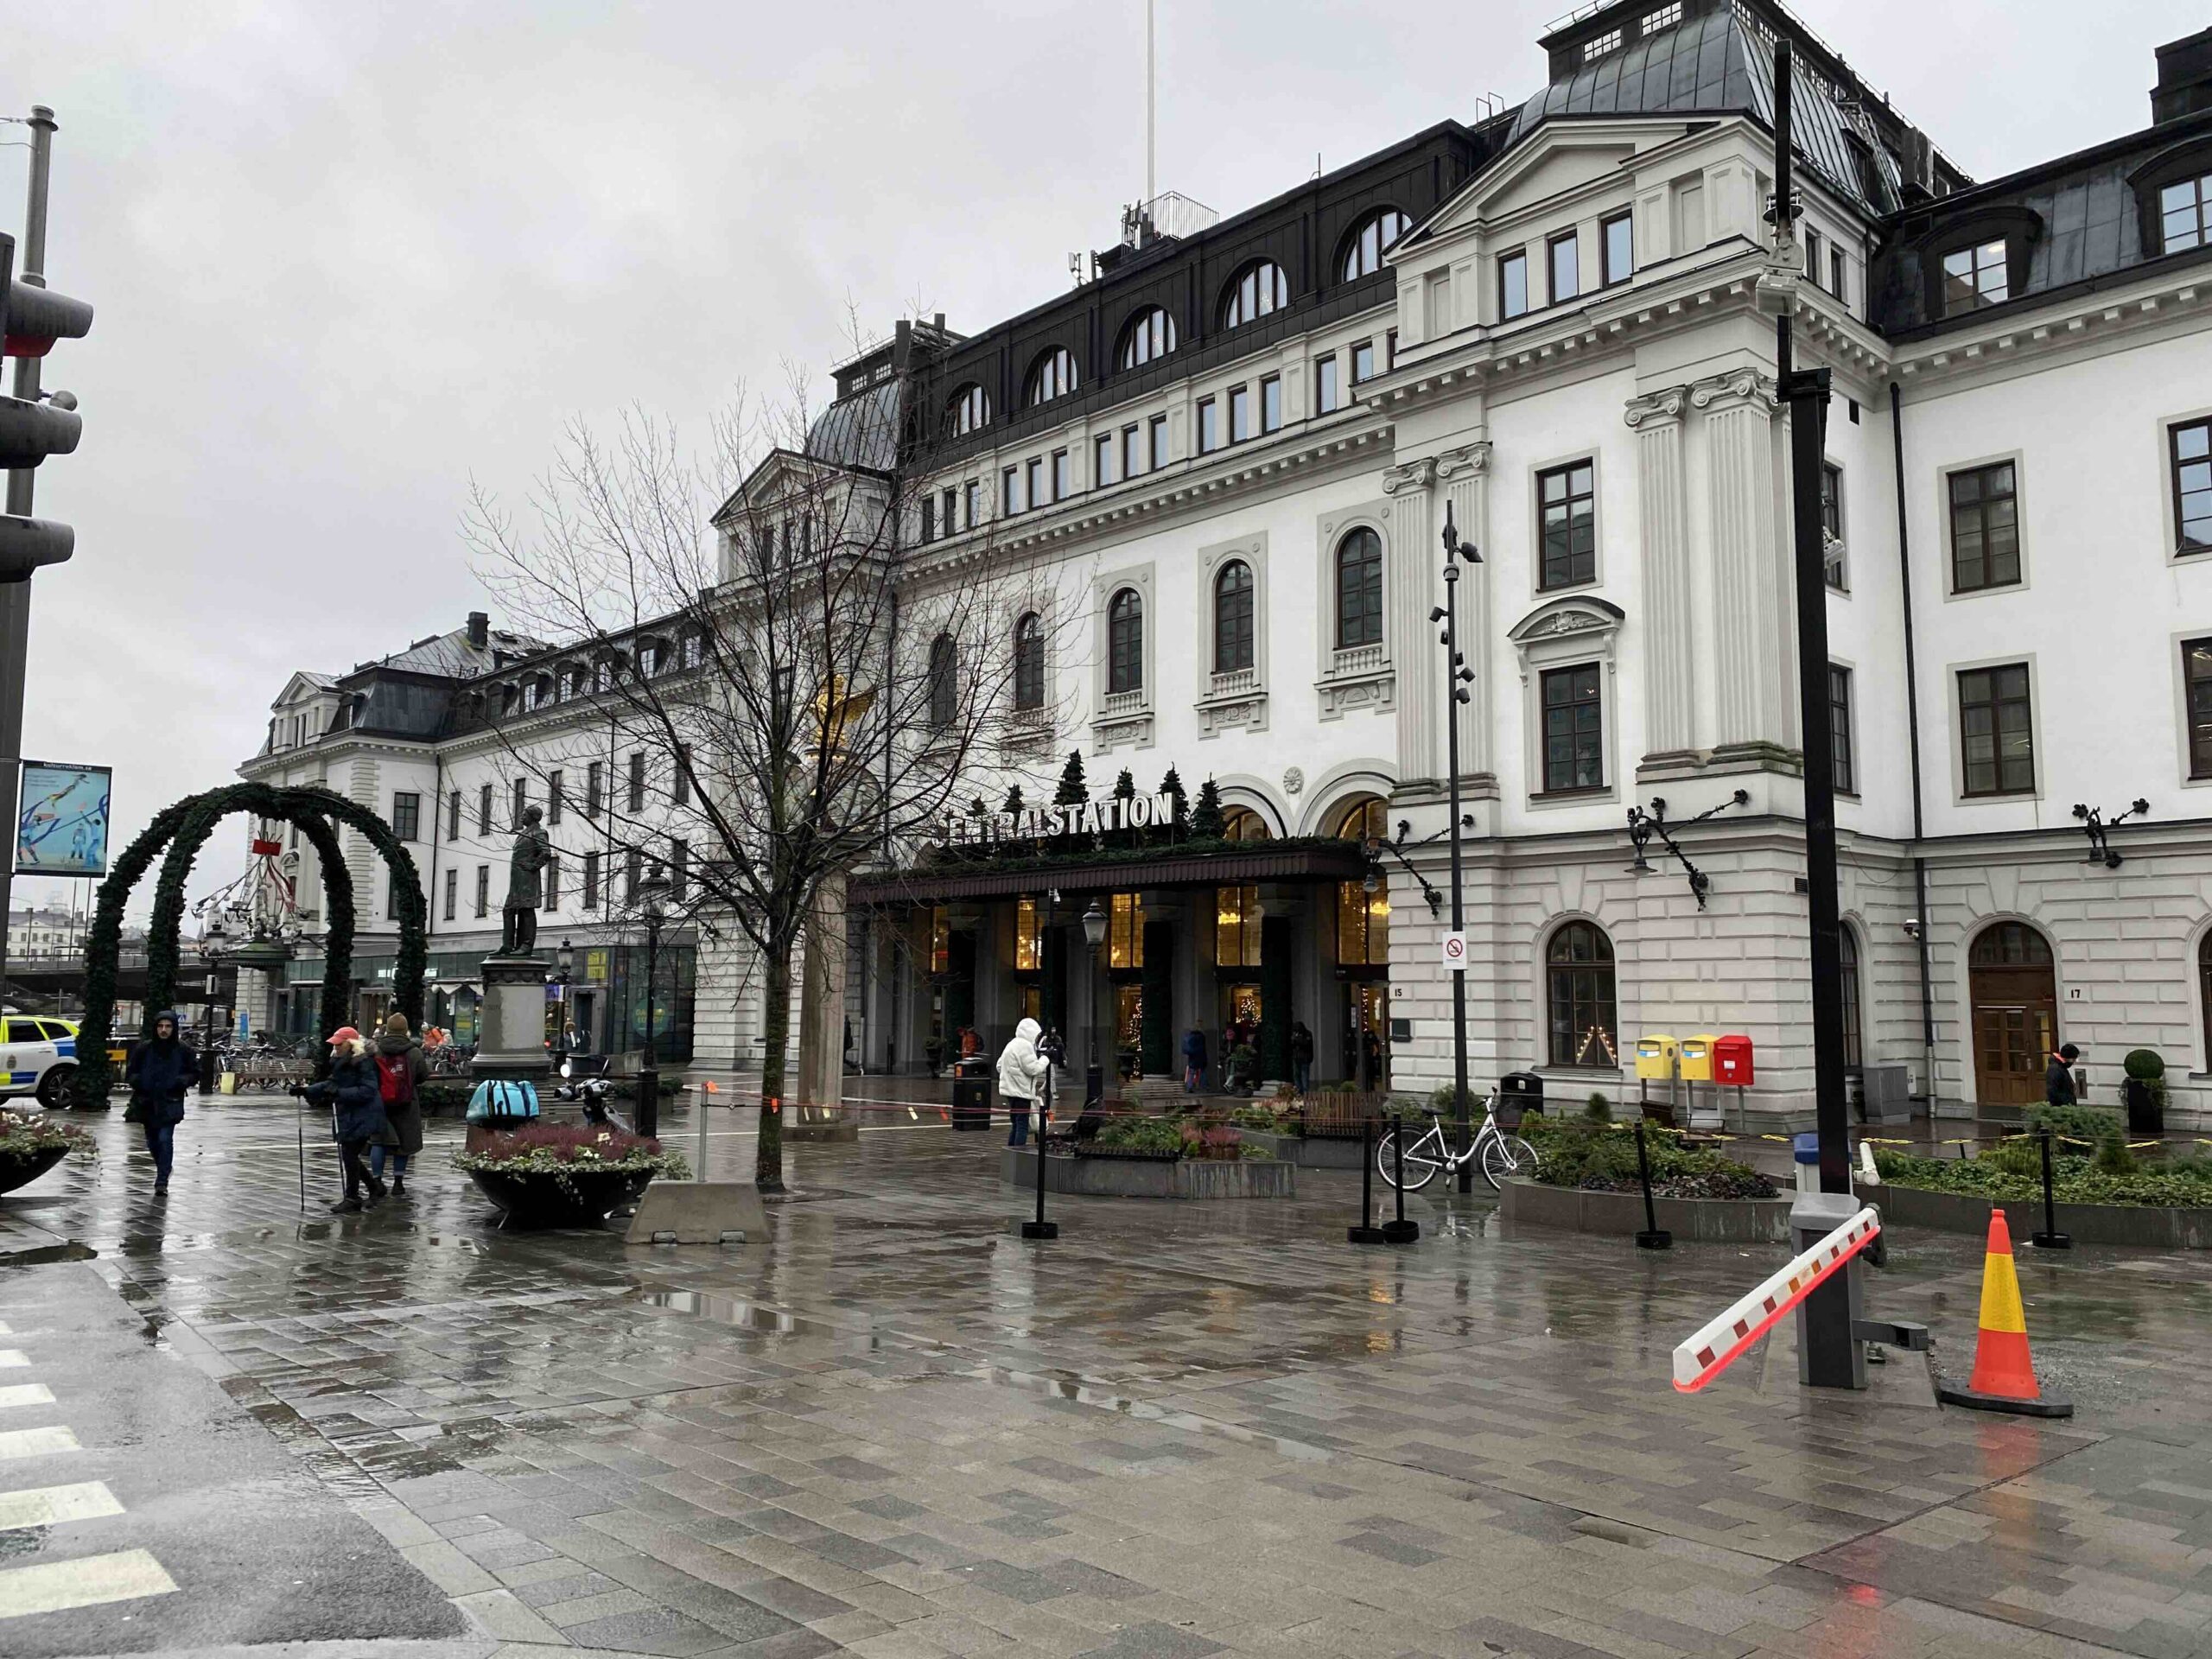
[1117,306,1178,370]
[1333,796,1390,967]
[946,383,990,436]
[1840,923,1864,1070]
[1335,526,1384,649]
[1013,612,1045,711]
[1107,588,1143,695]
[1221,805,1273,842]
[1341,208,1411,281]
[1971,921,2053,966]
[1213,559,1255,673]
[1546,921,1618,1068]
[1220,260,1289,330]
[2200,931,2212,1070]
[1024,347,1077,407]
[927,632,957,729]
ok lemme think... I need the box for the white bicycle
[1375,1092,1539,1192]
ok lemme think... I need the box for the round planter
[467,1165,655,1228]
[0,1144,69,1197]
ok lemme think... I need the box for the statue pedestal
[474,955,551,1080]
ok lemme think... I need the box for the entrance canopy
[852,840,1370,908]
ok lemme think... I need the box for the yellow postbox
[1633,1033,1678,1081]
[1678,1033,1718,1083]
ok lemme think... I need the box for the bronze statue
[501,804,551,957]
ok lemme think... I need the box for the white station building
[237,1,2212,1128]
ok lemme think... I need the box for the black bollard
[1348,1114,1385,1243]
[1381,1114,1419,1243]
[1020,1073,1058,1240]
[2030,1126,2070,1249]
[1634,1121,1672,1249]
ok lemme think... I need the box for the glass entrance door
[1344,983,1389,1089]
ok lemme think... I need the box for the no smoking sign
[1440,931,1467,971]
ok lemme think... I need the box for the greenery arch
[71,783,429,1103]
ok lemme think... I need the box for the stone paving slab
[8,1103,2212,1655]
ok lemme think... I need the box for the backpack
[375,1051,415,1106]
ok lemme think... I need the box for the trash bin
[951,1057,994,1132]
[1497,1070,1543,1129]
[1792,1131,1821,1197]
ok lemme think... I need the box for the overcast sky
[4,0,2202,919]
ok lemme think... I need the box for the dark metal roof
[852,842,1370,906]
[1509,2,1900,216]
[804,378,901,473]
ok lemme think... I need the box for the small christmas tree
[1157,766,1189,844]
[1191,778,1225,840]
[1112,768,1137,846]
[1053,748,1089,806]
[1001,784,1026,817]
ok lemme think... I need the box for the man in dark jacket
[122,1009,193,1197]
[2046,1042,2082,1107]
[1181,1027,1208,1094]
[305,1027,389,1212]
[369,1013,429,1198]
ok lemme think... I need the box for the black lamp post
[637,878,670,1138]
[554,938,575,1062]
[1438,501,1483,1191]
[1081,899,1109,1104]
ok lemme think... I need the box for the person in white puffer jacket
[995,1016,1051,1147]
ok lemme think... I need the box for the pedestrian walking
[122,1009,193,1198]
[370,1013,428,1198]
[2045,1042,2082,1107]
[1289,1020,1314,1096]
[997,1016,1050,1147]
[1181,1027,1209,1094]
[305,1027,390,1213]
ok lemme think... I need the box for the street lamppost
[636,878,670,1138]
[554,938,575,1063]
[1081,899,1109,1105]
[1436,501,1483,1191]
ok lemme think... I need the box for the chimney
[2153,27,2212,123]
[466,611,489,649]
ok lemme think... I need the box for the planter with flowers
[0,1110,97,1197]
[453,1122,689,1228]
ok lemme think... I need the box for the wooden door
[1968,922,2057,1107]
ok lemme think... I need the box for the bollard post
[1634,1121,1672,1249]
[1021,1069,1058,1240]
[695,1085,709,1183]
[1348,1114,1385,1243]
[2030,1126,2070,1249]
[1381,1113,1419,1243]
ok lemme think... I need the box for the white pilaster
[1436,441,1493,780]
[1624,387,1695,760]
[1693,370,1789,756]
[1381,457,1440,787]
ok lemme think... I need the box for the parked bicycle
[1375,1090,1539,1192]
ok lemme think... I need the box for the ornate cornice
[1623,385,1688,431]
[1689,368,1779,416]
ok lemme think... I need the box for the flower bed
[454,1122,688,1228]
[1523,1116,1777,1200]
[0,1110,96,1197]
[1872,1143,2212,1209]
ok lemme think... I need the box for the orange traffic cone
[1936,1209,2073,1418]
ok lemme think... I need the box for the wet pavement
[2,1096,2211,1658]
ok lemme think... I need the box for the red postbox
[1713,1033,1756,1087]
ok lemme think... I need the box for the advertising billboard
[15,760,111,878]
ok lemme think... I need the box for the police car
[0,1014,80,1109]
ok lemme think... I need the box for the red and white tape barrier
[1671,1205,1881,1393]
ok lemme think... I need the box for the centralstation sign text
[932,791,1179,849]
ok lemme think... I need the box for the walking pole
[2030,1126,2070,1249]
[1349,1113,1384,1243]
[1022,1066,1057,1239]
[1382,1112,1419,1243]
[1634,1120,1670,1249]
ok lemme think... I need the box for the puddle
[637,1287,868,1344]
[964,1363,1338,1462]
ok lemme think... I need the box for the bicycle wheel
[1376,1126,1445,1191]
[1478,1133,1540,1189]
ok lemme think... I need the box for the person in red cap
[302,1026,390,1212]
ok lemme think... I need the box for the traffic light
[0,230,92,582]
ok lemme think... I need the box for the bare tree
[466,366,1072,1190]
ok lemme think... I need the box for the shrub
[2123,1048,2166,1082]
[0,1110,97,1160]
[1230,1104,1281,1131]
[452,1122,688,1183]
[1873,1144,2212,1208]
[1522,1116,1775,1198]
[2095,1128,2137,1176]
[2024,1101,2122,1147]
[1583,1092,1611,1123]
[1092,1116,1184,1156]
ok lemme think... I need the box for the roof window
[1582,28,1622,60]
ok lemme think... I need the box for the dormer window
[1581,28,1621,60]
[1340,209,1409,282]
[946,382,990,436]
[1220,260,1289,330]
[1117,306,1177,369]
[1024,347,1077,407]
[1941,238,2008,315]
[2161,172,2212,251]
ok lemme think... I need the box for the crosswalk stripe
[0,1385,54,1409]
[0,1352,26,1370]
[0,1481,123,1532]
[0,1427,77,1460]
[0,1549,177,1618]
